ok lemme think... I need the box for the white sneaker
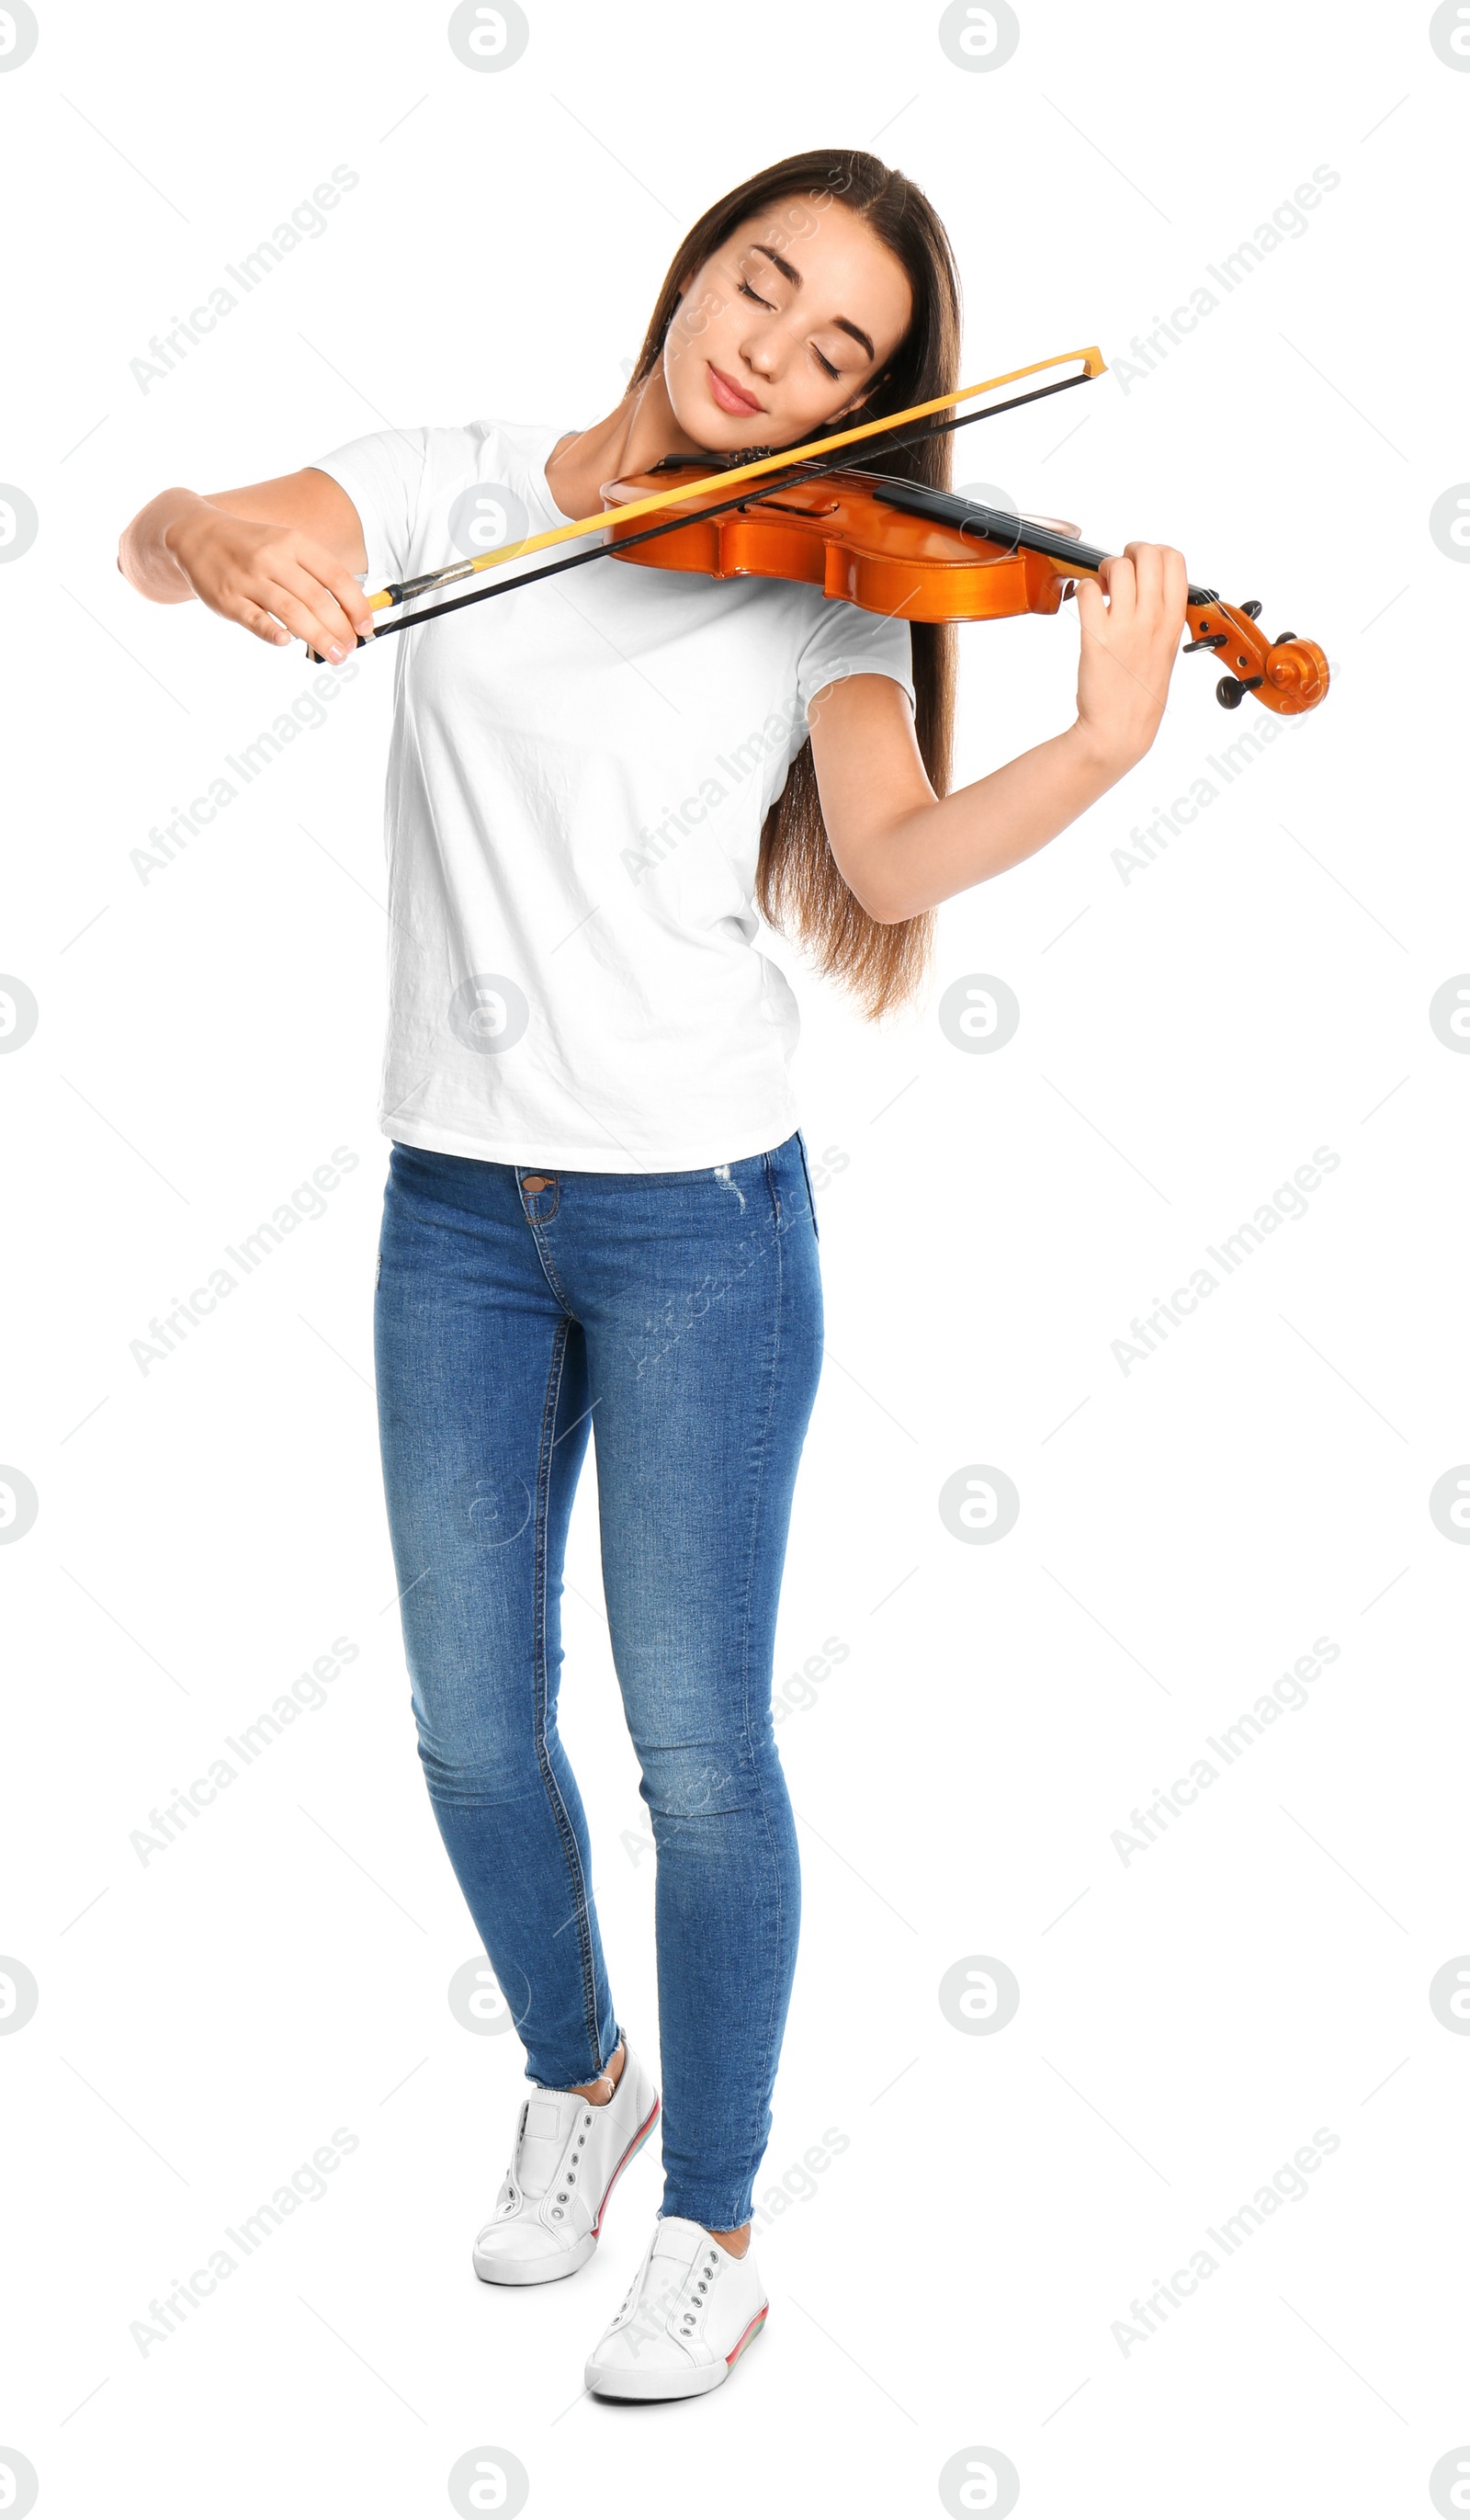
[472,2042,660,2287]
[583,2216,769,2400]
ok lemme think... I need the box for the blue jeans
[374,1133,823,2230]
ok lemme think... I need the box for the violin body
[602,463,1329,718]
[602,465,1081,625]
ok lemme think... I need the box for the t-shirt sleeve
[309,427,432,587]
[794,595,916,719]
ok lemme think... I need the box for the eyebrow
[745,242,876,362]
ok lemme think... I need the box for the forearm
[813,547,1189,924]
[118,487,213,602]
[844,720,1129,924]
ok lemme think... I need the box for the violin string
[353,371,1092,645]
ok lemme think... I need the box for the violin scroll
[1184,596,1329,716]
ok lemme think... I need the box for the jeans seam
[522,1201,576,1316]
[728,1166,788,2223]
[532,1313,604,2075]
[795,1130,820,1242]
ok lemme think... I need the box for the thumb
[1073,575,1107,635]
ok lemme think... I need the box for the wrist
[158,490,209,561]
[1063,716,1137,789]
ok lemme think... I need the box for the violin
[601,461,1329,716]
[306,345,1328,716]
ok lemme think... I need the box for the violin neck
[868,480,1214,607]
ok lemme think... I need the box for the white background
[3,3,1468,2514]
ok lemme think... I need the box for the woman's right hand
[162,497,376,660]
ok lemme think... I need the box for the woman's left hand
[1071,541,1189,774]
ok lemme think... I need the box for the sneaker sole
[472,2094,661,2287]
[584,2301,768,2401]
[592,2094,660,2235]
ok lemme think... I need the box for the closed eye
[740,278,842,380]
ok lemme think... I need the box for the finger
[294,539,377,638]
[1160,544,1189,619]
[1125,540,1165,616]
[272,559,367,655]
[1077,571,1170,707]
[219,596,293,648]
[1097,552,1136,622]
[254,577,363,658]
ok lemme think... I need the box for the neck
[545,367,709,521]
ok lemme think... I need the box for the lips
[707,362,764,418]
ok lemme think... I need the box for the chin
[671,396,764,455]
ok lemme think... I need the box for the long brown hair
[628,149,961,1020]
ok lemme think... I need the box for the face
[662,194,914,454]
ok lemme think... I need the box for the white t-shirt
[311,418,915,1172]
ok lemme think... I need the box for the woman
[119,148,1187,2401]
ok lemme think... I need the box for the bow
[311,345,1105,654]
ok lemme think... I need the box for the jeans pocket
[795,1131,820,1241]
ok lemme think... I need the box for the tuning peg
[1272,630,1296,647]
[1239,598,1262,619]
[1216,674,1264,708]
[1184,631,1227,653]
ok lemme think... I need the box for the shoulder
[469,415,566,462]
[417,416,565,483]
